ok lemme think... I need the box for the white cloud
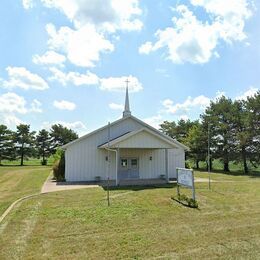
[22,0,33,9]
[40,0,142,32]
[46,23,114,67]
[143,115,163,129]
[48,68,143,93]
[3,67,49,90]
[162,95,211,114]
[0,92,27,114]
[30,99,42,113]
[100,75,143,92]
[32,50,66,66]
[109,103,124,110]
[49,67,99,86]
[42,120,87,136]
[139,1,253,64]
[53,100,76,111]
[179,115,189,121]
[235,86,258,100]
[139,41,153,54]
[0,92,41,127]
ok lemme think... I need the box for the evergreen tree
[0,125,15,164]
[160,119,199,143]
[245,91,260,167]
[50,124,78,153]
[202,96,236,172]
[14,124,35,166]
[36,129,51,165]
[185,124,208,169]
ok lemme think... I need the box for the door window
[131,158,138,169]
[121,159,128,167]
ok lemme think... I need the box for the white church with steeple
[62,85,188,185]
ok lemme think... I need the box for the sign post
[176,168,195,200]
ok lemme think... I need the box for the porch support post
[116,148,120,186]
[165,148,169,182]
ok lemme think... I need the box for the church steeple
[123,79,131,118]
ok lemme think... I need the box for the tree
[14,124,35,166]
[245,91,260,167]
[232,100,251,173]
[36,129,51,165]
[0,125,15,165]
[160,119,199,143]
[185,124,208,169]
[202,96,236,172]
[50,124,78,153]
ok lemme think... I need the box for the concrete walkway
[41,173,99,193]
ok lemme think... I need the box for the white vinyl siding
[65,117,185,182]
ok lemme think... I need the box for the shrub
[172,194,199,208]
[53,151,65,181]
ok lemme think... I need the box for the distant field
[0,166,51,215]
[2,158,259,174]
[1,157,55,166]
[0,168,260,259]
[189,159,260,173]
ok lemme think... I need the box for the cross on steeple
[123,78,131,118]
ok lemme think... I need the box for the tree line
[160,91,260,173]
[0,124,78,166]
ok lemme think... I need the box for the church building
[62,86,188,185]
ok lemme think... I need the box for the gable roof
[62,115,189,150]
[98,128,179,149]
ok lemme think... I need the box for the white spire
[123,79,131,118]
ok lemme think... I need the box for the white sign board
[176,168,196,200]
[177,168,193,188]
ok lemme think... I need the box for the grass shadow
[102,183,177,191]
[171,197,200,210]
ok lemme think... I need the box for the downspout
[105,147,118,186]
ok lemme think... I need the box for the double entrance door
[119,157,139,180]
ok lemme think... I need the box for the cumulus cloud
[30,99,43,113]
[22,0,33,9]
[3,67,49,90]
[40,0,142,32]
[100,75,143,92]
[139,1,253,64]
[109,103,124,110]
[0,92,27,114]
[49,67,99,86]
[48,68,143,92]
[32,50,66,66]
[235,86,258,100]
[143,115,163,129]
[27,1,142,68]
[162,95,211,114]
[53,100,76,111]
[0,92,41,127]
[42,120,87,136]
[46,23,114,68]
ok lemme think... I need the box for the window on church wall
[121,159,127,167]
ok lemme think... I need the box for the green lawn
[0,169,260,259]
[0,166,51,215]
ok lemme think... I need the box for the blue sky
[0,0,259,135]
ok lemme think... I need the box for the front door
[119,157,139,179]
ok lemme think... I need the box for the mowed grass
[0,166,51,215]
[0,170,260,259]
